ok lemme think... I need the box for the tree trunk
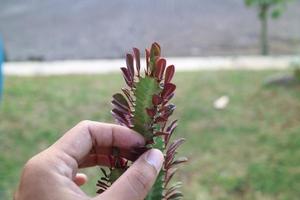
[259,4,269,55]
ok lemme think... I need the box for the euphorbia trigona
[97,42,187,200]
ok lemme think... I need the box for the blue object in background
[0,36,3,101]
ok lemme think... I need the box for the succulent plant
[97,42,187,200]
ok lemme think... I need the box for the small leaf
[145,49,150,74]
[155,116,168,123]
[111,109,131,127]
[161,104,176,119]
[167,138,185,155]
[120,67,132,87]
[166,191,183,200]
[161,83,176,99]
[149,43,161,75]
[165,182,182,196]
[133,48,141,77]
[96,181,109,188]
[171,157,188,166]
[112,93,130,109]
[97,189,105,194]
[126,54,134,79]
[154,131,169,136]
[155,58,166,81]
[121,88,134,104]
[165,168,178,187]
[152,94,163,105]
[100,168,108,177]
[151,42,161,58]
[146,108,156,118]
[165,120,178,144]
[165,65,175,84]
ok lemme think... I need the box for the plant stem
[259,4,269,55]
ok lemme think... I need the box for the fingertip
[145,149,164,173]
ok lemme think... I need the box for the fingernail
[145,149,163,173]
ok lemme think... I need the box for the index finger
[50,120,145,167]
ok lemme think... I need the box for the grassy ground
[0,70,300,200]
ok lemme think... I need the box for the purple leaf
[165,168,178,187]
[120,67,132,87]
[171,157,188,166]
[112,100,129,114]
[111,109,131,127]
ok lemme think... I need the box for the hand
[15,120,164,200]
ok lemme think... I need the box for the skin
[15,120,164,200]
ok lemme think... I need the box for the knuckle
[23,156,39,172]
[77,120,92,128]
[22,156,46,178]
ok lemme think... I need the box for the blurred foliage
[244,0,294,55]
[1,71,300,200]
[244,0,292,19]
[290,59,300,81]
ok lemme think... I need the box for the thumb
[99,149,164,200]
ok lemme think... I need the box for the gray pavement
[1,0,299,61]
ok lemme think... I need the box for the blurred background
[0,0,300,60]
[0,0,300,200]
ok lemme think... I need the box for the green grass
[0,70,300,200]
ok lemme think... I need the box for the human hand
[15,120,164,200]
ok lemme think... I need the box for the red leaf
[146,108,156,118]
[145,49,150,74]
[120,67,132,87]
[152,94,163,105]
[165,65,175,84]
[155,116,168,123]
[133,48,141,77]
[161,104,176,118]
[167,138,185,156]
[126,54,134,80]
[154,58,166,81]
[154,131,169,136]
[161,83,176,99]
[166,120,178,133]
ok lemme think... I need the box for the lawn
[0,70,300,200]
